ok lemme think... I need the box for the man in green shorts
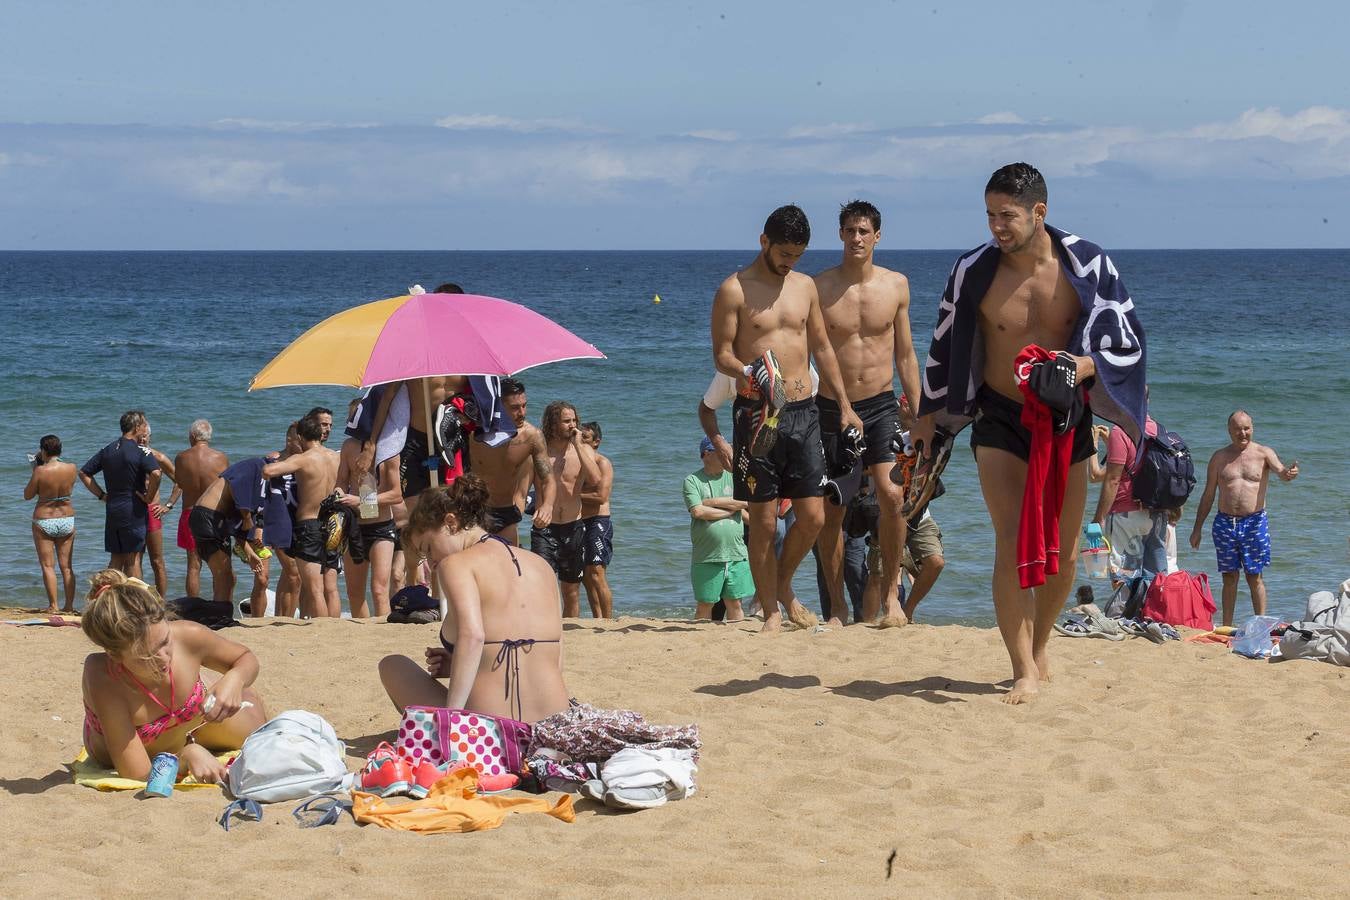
[684,436,753,622]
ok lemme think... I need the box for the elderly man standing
[1189,410,1299,626]
[170,419,229,598]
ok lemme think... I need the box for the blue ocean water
[1,249,1346,625]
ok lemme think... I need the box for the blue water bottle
[145,752,178,798]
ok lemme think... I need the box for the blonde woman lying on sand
[80,570,268,782]
[378,475,570,724]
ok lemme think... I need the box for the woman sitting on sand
[80,570,268,782]
[378,475,570,724]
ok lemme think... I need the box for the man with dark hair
[578,421,614,618]
[79,410,161,577]
[532,400,601,617]
[469,377,555,545]
[306,407,335,445]
[812,198,920,627]
[264,412,340,617]
[711,204,862,633]
[912,161,1147,703]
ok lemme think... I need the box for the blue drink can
[145,752,178,797]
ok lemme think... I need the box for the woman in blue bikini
[25,434,78,614]
[379,475,570,724]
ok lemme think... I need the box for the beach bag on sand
[399,707,531,778]
[228,710,353,802]
[1142,571,1216,630]
[1277,579,1350,666]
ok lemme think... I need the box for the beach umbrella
[249,291,605,392]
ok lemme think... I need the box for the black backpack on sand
[1131,422,1196,511]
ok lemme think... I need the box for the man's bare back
[280,446,338,520]
[409,376,467,432]
[815,264,912,401]
[979,256,1082,400]
[174,443,229,508]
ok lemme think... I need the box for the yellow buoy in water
[653,293,662,304]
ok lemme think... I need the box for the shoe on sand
[603,785,672,811]
[578,779,605,802]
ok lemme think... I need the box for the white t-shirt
[701,364,820,410]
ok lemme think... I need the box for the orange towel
[351,767,574,833]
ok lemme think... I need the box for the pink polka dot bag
[398,706,532,777]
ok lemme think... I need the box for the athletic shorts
[176,507,196,552]
[691,559,755,605]
[400,427,433,499]
[582,514,613,568]
[817,390,900,470]
[188,505,233,562]
[732,397,826,502]
[969,385,1094,464]
[347,518,398,565]
[1213,509,1271,574]
[902,515,943,578]
[531,520,585,584]
[289,518,327,566]
[488,504,524,534]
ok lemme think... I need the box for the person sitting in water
[378,475,570,724]
[80,569,268,782]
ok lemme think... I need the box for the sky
[1,0,1348,250]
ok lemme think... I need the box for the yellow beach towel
[70,747,237,792]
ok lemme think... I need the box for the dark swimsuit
[438,533,559,722]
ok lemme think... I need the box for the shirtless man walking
[579,421,615,619]
[913,163,1147,703]
[813,200,921,627]
[532,401,601,618]
[711,204,861,633]
[471,377,554,545]
[170,419,229,598]
[1189,410,1299,626]
[264,413,339,617]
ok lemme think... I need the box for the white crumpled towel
[600,747,698,800]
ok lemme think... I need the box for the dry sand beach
[2,612,1348,898]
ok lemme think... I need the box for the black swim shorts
[400,427,434,499]
[582,514,613,568]
[487,504,524,534]
[530,519,585,584]
[817,390,900,470]
[969,385,1095,464]
[347,518,398,565]
[289,518,327,566]
[188,505,233,562]
[731,397,826,502]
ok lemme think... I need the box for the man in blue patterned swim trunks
[1189,410,1300,626]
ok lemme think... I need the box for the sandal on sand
[1054,617,1093,638]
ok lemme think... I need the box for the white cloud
[149,157,310,202]
[680,129,739,142]
[433,113,600,134]
[207,118,381,132]
[972,112,1028,125]
[784,122,876,139]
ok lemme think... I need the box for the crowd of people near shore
[22,159,1311,790]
